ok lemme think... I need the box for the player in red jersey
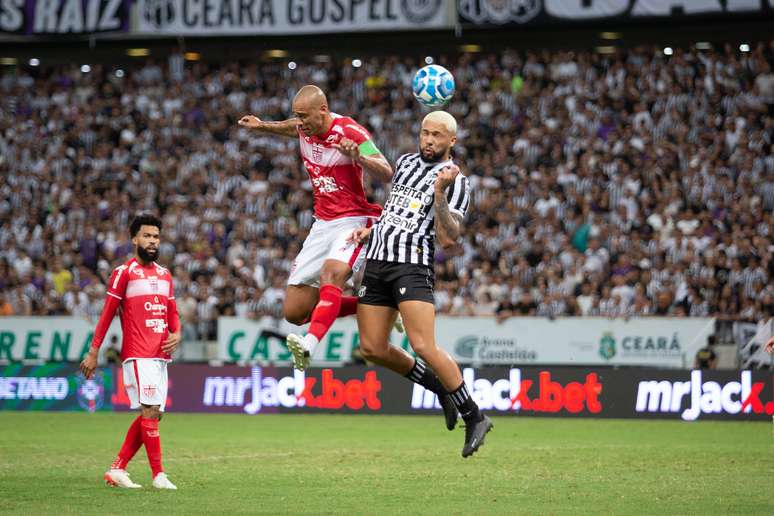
[239,85,401,370]
[80,214,180,490]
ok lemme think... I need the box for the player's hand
[765,336,774,354]
[347,227,372,245]
[79,348,98,380]
[238,115,263,129]
[332,137,360,160]
[162,331,181,355]
[435,164,460,191]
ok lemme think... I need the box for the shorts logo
[359,286,367,297]
[399,287,407,295]
[143,385,157,398]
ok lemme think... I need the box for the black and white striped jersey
[366,153,470,267]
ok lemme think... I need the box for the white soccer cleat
[286,333,311,371]
[104,469,142,489]
[393,313,405,334]
[152,472,177,490]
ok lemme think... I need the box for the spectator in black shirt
[694,335,718,369]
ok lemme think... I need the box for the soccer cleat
[286,333,311,371]
[439,394,459,431]
[152,472,177,490]
[393,313,405,334]
[461,415,493,458]
[104,469,142,489]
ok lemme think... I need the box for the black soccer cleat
[461,415,493,458]
[439,394,459,431]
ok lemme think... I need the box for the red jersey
[91,258,180,361]
[298,113,383,221]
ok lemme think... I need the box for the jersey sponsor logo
[382,212,419,232]
[144,301,168,314]
[311,175,340,194]
[145,318,168,333]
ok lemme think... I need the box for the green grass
[0,413,772,515]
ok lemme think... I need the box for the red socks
[308,285,344,341]
[339,295,358,317]
[140,417,163,477]
[111,415,143,470]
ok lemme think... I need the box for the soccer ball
[412,65,455,107]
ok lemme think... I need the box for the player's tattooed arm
[238,115,300,137]
[434,165,464,247]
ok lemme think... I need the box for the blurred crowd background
[1,42,772,341]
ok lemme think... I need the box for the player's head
[419,111,457,162]
[129,213,162,263]
[292,85,331,137]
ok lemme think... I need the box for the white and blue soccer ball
[412,64,455,107]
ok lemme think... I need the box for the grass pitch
[0,412,771,515]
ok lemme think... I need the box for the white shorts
[288,216,374,289]
[122,359,169,412]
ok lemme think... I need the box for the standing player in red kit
[238,85,403,370]
[80,214,180,490]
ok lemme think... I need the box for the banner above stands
[134,0,452,36]
[457,0,772,26]
[0,0,130,35]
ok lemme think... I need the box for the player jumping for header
[238,85,402,370]
[350,111,493,457]
[80,214,180,489]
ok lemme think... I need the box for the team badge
[76,370,106,413]
[312,143,324,162]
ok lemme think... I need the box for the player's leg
[104,360,144,488]
[357,262,457,430]
[399,299,493,457]
[134,360,176,489]
[283,284,319,326]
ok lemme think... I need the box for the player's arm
[434,165,468,248]
[334,124,393,181]
[347,226,373,245]
[162,279,181,355]
[237,114,300,138]
[79,267,126,379]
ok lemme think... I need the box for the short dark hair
[129,213,162,238]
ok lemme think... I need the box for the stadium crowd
[1,42,773,340]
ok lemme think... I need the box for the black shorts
[359,259,435,308]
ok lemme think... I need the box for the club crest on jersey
[312,143,324,162]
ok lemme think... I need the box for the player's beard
[420,145,447,163]
[137,245,158,263]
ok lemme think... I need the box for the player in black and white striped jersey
[366,152,470,266]
[348,111,492,458]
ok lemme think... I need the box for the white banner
[135,0,451,35]
[0,317,121,362]
[218,316,715,368]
